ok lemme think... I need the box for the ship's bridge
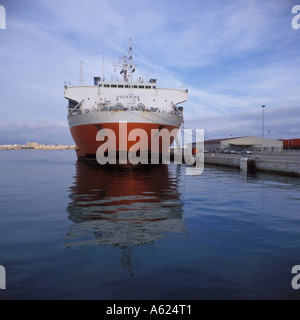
[93,76,157,89]
[64,78,188,114]
[64,39,188,114]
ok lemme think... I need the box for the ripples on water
[66,162,186,248]
[1,151,300,300]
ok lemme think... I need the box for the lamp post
[268,130,271,139]
[261,105,265,138]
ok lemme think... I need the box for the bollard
[240,157,256,173]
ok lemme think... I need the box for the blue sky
[0,0,300,144]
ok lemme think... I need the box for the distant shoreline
[0,142,75,151]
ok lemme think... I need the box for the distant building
[197,136,283,153]
[26,142,39,148]
[281,139,300,150]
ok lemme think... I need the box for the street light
[268,130,271,139]
[261,105,265,138]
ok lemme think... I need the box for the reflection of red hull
[71,161,174,206]
[70,122,178,158]
[65,161,185,247]
[68,160,183,221]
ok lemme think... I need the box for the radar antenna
[113,39,136,82]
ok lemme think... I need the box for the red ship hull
[70,122,179,159]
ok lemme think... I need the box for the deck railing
[68,106,181,117]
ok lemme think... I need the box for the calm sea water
[1,150,300,300]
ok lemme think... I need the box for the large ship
[64,40,188,161]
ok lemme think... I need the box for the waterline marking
[95,122,204,175]
[292,5,300,30]
[0,5,6,29]
[0,265,6,289]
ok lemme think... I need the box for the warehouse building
[281,139,300,150]
[202,136,283,153]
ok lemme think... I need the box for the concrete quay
[204,152,300,177]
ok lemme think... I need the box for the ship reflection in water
[65,161,185,248]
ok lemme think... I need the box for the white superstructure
[64,40,189,158]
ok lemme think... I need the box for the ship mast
[78,61,84,85]
[113,39,136,82]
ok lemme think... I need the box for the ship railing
[68,106,182,116]
[64,80,73,87]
